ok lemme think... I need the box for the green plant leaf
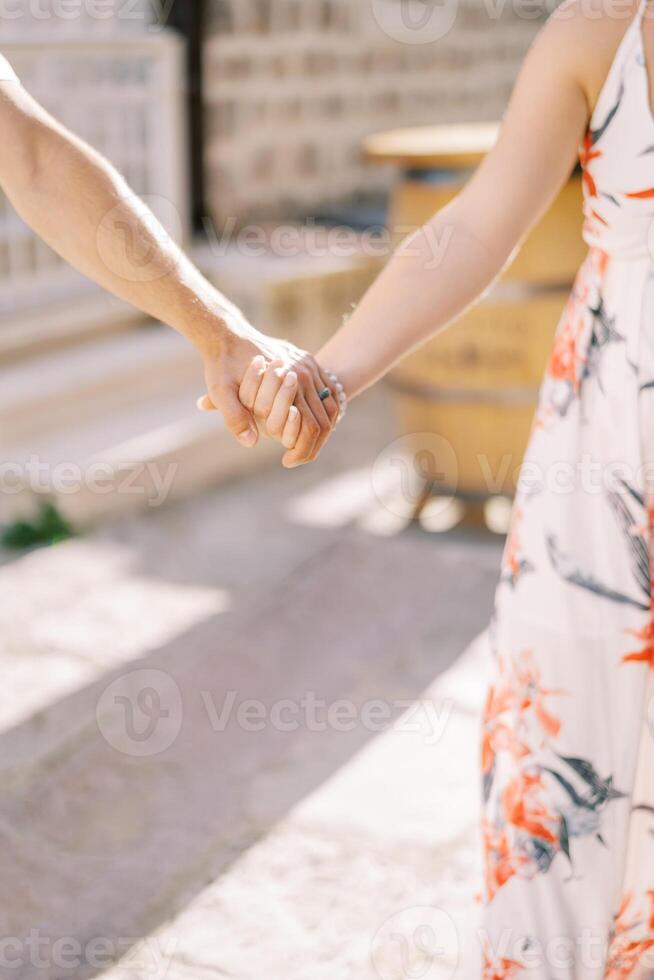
[1,502,75,551]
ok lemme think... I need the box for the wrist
[193,318,228,361]
[184,302,249,361]
[318,355,362,403]
[321,368,348,423]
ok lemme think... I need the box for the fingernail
[239,428,257,447]
[284,371,298,388]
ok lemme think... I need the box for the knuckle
[252,398,269,419]
[283,425,298,448]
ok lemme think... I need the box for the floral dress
[480,3,654,977]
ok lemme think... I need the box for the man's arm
[0,78,338,460]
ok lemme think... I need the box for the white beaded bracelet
[325,369,348,424]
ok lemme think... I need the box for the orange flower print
[479,649,615,903]
[538,274,590,426]
[622,621,654,670]
[535,247,609,429]
[590,208,609,226]
[546,299,587,392]
[513,650,565,740]
[593,246,610,281]
[483,819,527,901]
[580,130,601,198]
[501,508,533,588]
[502,771,560,846]
[482,684,530,777]
[605,892,654,979]
[481,650,564,777]
[482,945,525,979]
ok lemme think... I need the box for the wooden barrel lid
[363,122,499,169]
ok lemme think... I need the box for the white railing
[0,33,188,319]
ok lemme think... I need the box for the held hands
[197,317,341,467]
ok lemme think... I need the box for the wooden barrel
[363,124,587,500]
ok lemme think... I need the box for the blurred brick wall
[202,0,548,226]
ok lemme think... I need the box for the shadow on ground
[0,388,503,979]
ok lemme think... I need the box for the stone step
[0,289,145,364]
[0,324,203,447]
[1,384,278,528]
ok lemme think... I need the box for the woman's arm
[0,79,338,460]
[315,3,592,406]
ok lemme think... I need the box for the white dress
[481,1,654,977]
[0,55,17,82]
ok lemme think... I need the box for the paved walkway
[0,388,503,980]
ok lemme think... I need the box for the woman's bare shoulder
[532,0,641,113]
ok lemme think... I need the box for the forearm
[0,80,341,465]
[0,92,239,356]
[317,203,507,400]
[317,3,591,403]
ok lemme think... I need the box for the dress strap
[0,55,17,83]
[635,0,649,26]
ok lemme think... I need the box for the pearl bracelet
[325,369,348,424]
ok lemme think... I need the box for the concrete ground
[0,386,503,980]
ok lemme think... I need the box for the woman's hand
[197,316,339,467]
[237,356,304,454]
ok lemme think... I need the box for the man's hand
[0,77,338,466]
[197,313,339,467]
